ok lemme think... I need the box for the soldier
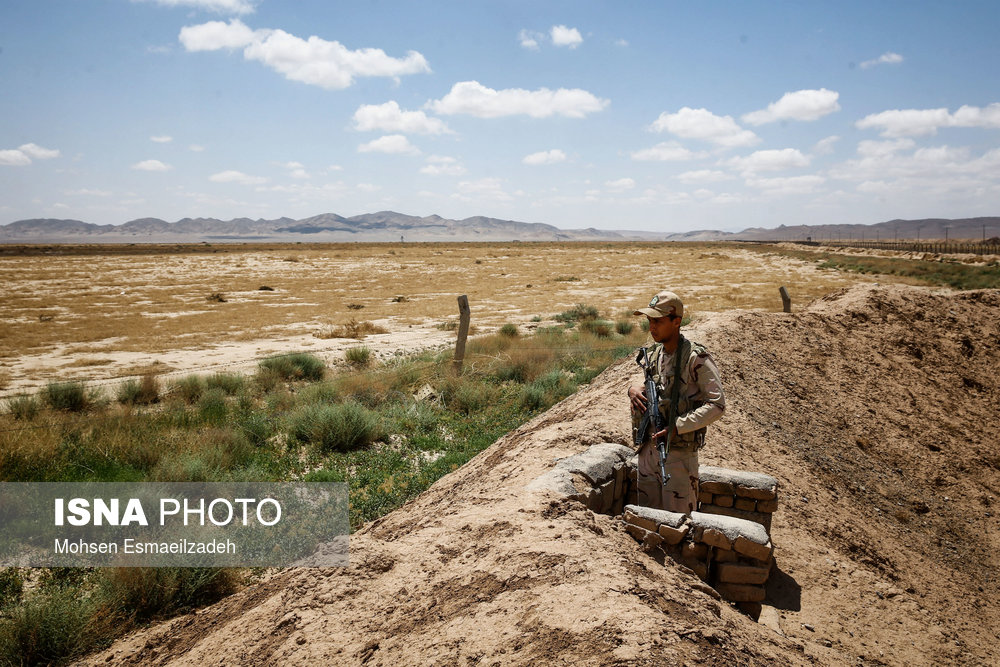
[627,290,725,513]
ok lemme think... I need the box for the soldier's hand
[628,385,647,412]
[652,425,678,441]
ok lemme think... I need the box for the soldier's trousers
[636,442,699,514]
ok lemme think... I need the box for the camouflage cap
[633,290,683,319]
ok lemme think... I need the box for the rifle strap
[667,335,686,437]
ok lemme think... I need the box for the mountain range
[2,212,998,243]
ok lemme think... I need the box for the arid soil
[77,282,1000,666]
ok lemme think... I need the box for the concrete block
[736,485,778,501]
[691,512,770,546]
[700,480,735,495]
[642,530,664,551]
[657,523,689,546]
[756,498,779,513]
[734,498,757,512]
[679,557,709,581]
[713,494,735,508]
[698,491,714,505]
[715,583,766,603]
[613,463,625,500]
[717,562,771,585]
[624,523,649,543]
[623,504,687,529]
[623,509,657,533]
[712,549,739,563]
[525,469,579,497]
[599,479,616,514]
[733,536,773,562]
[696,505,772,533]
[700,465,778,499]
[681,541,708,560]
[557,444,631,486]
[700,527,733,550]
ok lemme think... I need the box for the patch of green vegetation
[0,318,648,665]
[816,256,1000,290]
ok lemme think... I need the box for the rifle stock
[635,347,670,485]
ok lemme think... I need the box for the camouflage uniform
[630,291,725,513]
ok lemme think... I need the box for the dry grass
[0,241,882,391]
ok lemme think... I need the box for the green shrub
[554,303,600,324]
[258,353,325,382]
[498,323,519,337]
[97,567,241,624]
[580,318,614,338]
[235,411,275,448]
[0,588,95,666]
[345,346,372,367]
[205,372,245,396]
[42,381,89,412]
[172,375,205,404]
[441,379,498,414]
[198,388,229,425]
[615,320,635,336]
[0,569,24,608]
[117,374,160,405]
[6,394,39,421]
[288,402,383,452]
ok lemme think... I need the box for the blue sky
[2,0,999,232]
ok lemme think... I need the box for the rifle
[634,338,685,486]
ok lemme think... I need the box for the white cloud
[132,159,172,171]
[454,178,512,202]
[676,170,732,184]
[615,39,629,48]
[209,169,267,184]
[550,25,583,48]
[428,81,608,119]
[605,177,635,192]
[725,148,811,174]
[630,141,707,161]
[856,138,916,157]
[150,135,173,143]
[518,29,541,50]
[813,135,841,155]
[66,188,112,196]
[951,103,1000,129]
[2,143,61,165]
[523,149,567,165]
[357,134,420,155]
[746,175,826,194]
[420,156,466,176]
[136,0,257,14]
[0,150,33,166]
[356,183,380,193]
[180,19,431,90]
[189,144,206,152]
[742,88,841,125]
[353,101,451,135]
[650,107,759,147]
[856,108,951,137]
[860,52,904,69]
[179,19,257,50]
[855,104,1000,137]
[19,143,61,160]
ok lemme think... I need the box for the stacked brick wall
[526,443,779,612]
[622,505,773,616]
[696,465,779,533]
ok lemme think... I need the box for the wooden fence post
[452,295,471,375]
[779,286,791,313]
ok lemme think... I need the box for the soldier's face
[647,314,680,343]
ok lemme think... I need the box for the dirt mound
[79,283,1000,666]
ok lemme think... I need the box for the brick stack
[696,465,779,533]
[622,504,774,614]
